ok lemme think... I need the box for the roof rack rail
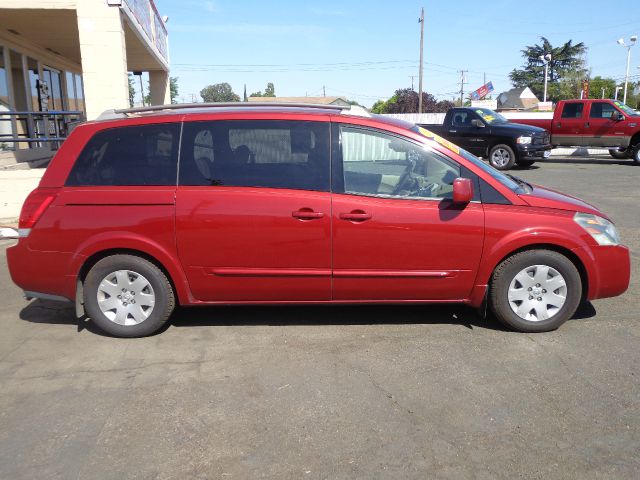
[110,101,347,115]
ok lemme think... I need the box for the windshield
[411,125,525,194]
[474,108,509,125]
[613,101,640,117]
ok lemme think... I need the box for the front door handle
[585,122,590,128]
[339,211,372,222]
[555,122,562,128]
[292,209,324,220]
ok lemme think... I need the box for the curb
[550,147,610,157]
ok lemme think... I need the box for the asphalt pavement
[0,154,638,479]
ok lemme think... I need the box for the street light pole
[539,54,551,103]
[617,35,637,104]
[418,8,424,113]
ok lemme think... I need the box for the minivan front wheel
[489,144,516,170]
[489,250,582,332]
[83,255,175,337]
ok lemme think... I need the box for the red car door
[553,102,586,146]
[176,119,332,302]
[584,101,630,147]
[331,124,484,301]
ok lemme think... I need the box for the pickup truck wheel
[489,144,516,170]
[83,255,175,337]
[608,148,629,159]
[632,145,640,164]
[489,250,582,333]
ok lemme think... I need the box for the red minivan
[4,104,631,337]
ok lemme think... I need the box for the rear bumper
[6,241,76,301]
[572,244,631,300]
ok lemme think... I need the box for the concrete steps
[0,150,54,171]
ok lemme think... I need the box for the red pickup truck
[516,99,640,163]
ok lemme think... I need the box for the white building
[0,0,170,158]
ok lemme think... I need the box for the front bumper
[572,244,631,300]
[517,143,553,159]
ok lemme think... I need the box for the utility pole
[459,70,467,106]
[323,85,326,97]
[418,8,424,113]
[409,75,417,90]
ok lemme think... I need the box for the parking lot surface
[0,155,638,479]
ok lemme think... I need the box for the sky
[153,0,640,107]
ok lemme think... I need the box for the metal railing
[0,110,85,150]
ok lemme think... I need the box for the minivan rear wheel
[83,255,175,337]
[489,250,582,332]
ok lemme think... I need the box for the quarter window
[339,126,460,200]
[179,120,330,191]
[66,123,180,186]
[561,103,584,119]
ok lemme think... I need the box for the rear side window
[66,123,180,186]
[179,120,330,191]
[561,103,583,119]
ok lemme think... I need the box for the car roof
[90,103,415,131]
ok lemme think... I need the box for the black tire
[631,144,640,164]
[489,250,582,333]
[83,254,175,337]
[608,147,629,160]
[516,159,535,168]
[489,144,516,170]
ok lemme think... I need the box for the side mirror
[615,112,624,121]
[452,178,473,204]
[471,119,485,128]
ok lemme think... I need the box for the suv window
[561,103,584,119]
[589,102,617,119]
[339,126,460,199]
[66,123,180,186]
[179,120,330,191]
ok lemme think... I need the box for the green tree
[587,76,617,100]
[371,99,386,113]
[510,37,587,102]
[264,82,275,97]
[170,77,179,104]
[200,83,240,102]
[250,82,276,98]
[372,89,454,113]
[144,76,179,105]
[128,73,136,107]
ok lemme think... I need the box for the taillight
[18,188,58,234]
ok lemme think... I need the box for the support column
[77,0,129,120]
[149,70,170,105]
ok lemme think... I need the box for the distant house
[248,96,350,106]
[496,87,540,111]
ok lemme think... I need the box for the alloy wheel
[492,148,511,168]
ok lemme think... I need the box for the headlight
[516,136,532,144]
[574,213,621,246]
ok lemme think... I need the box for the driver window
[340,126,460,200]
